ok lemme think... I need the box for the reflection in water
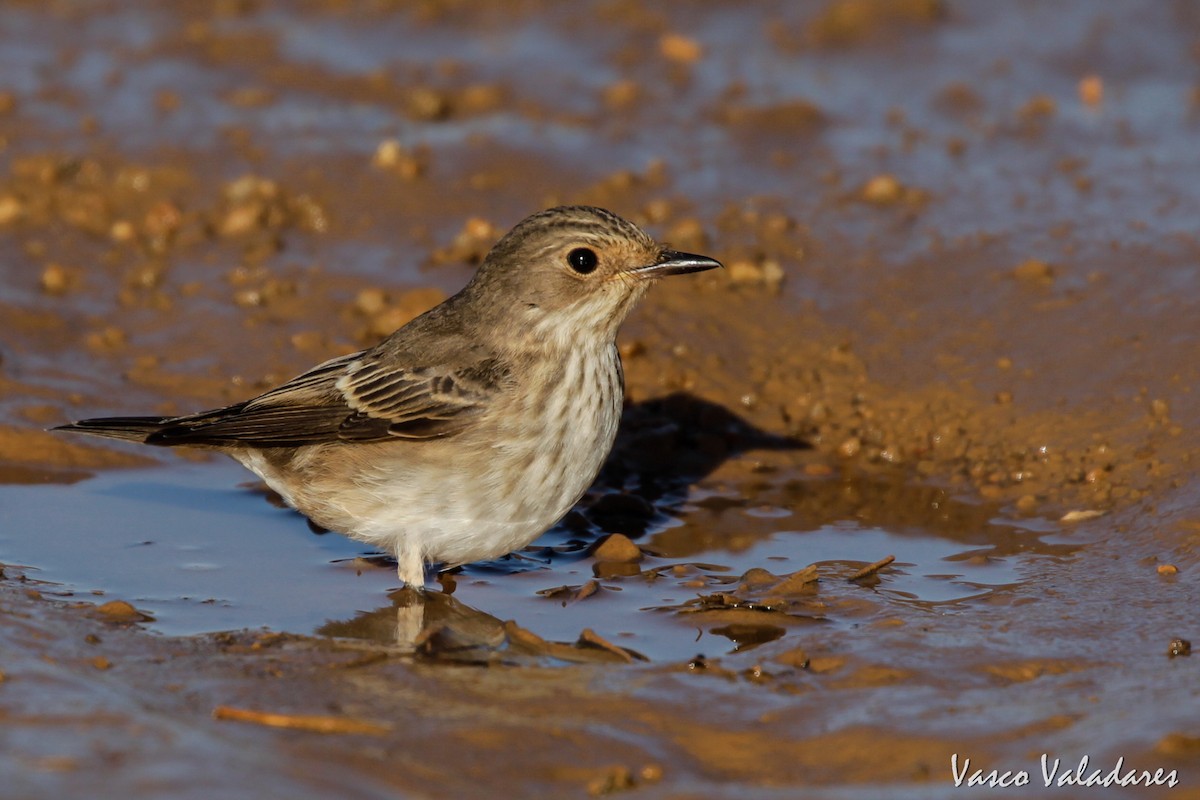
[0,394,1080,662]
[317,589,643,665]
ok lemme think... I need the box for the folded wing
[132,350,505,447]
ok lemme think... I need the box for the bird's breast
[492,343,624,520]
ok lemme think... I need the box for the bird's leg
[392,545,427,650]
[394,545,427,590]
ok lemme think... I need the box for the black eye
[567,247,598,274]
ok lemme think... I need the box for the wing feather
[143,349,507,447]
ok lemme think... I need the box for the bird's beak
[629,249,723,278]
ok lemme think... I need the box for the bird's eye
[567,247,598,275]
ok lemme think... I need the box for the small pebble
[1079,74,1103,106]
[96,600,140,620]
[862,174,903,204]
[372,139,425,179]
[407,87,450,120]
[110,220,136,242]
[40,263,73,294]
[0,194,23,224]
[1012,259,1055,284]
[837,436,862,458]
[593,533,642,564]
[659,33,703,64]
[220,205,262,238]
[726,258,784,288]
[1060,509,1104,523]
[355,287,388,316]
[372,139,404,167]
[639,763,664,783]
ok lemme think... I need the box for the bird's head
[464,205,721,346]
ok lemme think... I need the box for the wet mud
[1,1,1199,798]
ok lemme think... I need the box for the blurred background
[1,2,1199,798]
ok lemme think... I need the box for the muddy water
[1,456,1043,659]
[2,1,1200,798]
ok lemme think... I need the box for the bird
[57,205,722,589]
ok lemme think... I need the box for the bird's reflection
[316,588,643,664]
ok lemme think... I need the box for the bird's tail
[53,416,173,443]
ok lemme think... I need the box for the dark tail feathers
[54,416,172,444]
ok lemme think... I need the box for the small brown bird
[58,206,721,587]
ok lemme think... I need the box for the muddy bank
[1,149,1181,512]
[2,1,1199,798]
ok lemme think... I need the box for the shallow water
[2,1,1199,796]
[0,460,393,634]
[1,455,1056,663]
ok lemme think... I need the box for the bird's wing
[332,351,505,441]
[145,349,505,447]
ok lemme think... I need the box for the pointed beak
[629,249,723,279]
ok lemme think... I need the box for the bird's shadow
[578,391,809,536]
